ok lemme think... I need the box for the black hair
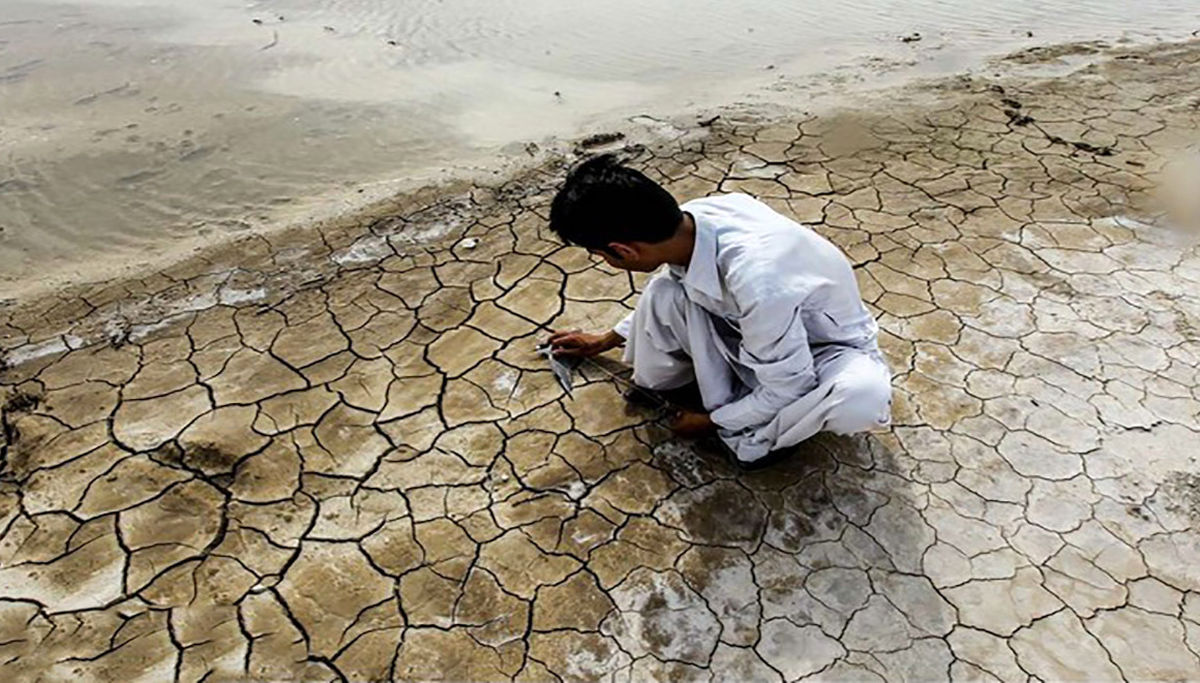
[549,154,683,251]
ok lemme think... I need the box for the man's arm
[709,293,818,433]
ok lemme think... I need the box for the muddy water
[1,0,1197,296]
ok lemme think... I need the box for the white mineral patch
[3,337,69,366]
[218,286,268,306]
[332,235,392,266]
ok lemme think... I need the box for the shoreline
[2,28,1195,305]
[2,35,1198,365]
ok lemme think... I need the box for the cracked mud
[1,40,1199,681]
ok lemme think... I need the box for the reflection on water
[1,0,1197,295]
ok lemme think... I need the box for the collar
[670,211,722,299]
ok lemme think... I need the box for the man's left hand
[669,410,716,438]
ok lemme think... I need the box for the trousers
[623,277,892,463]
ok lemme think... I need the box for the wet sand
[1,38,1199,681]
[3,0,1199,299]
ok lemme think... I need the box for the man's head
[549,154,684,272]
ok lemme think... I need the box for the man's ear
[607,242,638,262]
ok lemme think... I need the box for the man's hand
[547,329,623,358]
[670,410,716,439]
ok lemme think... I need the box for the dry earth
[1,39,1199,681]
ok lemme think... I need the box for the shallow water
[1,0,1197,294]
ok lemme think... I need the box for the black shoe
[661,382,705,413]
[622,386,666,409]
[622,382,703,411]
[734,448,793,471]
[704,437,791,472]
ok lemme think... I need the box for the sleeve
[613,312,633,340]
[709,291,818,433]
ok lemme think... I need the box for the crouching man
[548,155,892,466]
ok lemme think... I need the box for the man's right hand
[547,329,624,358]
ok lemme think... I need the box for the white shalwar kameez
[613,193,892,464]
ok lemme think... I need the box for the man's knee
[827,366,892,435]
[639,277,688,322]
[627,277,696,391]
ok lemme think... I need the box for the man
[548,155,891,465]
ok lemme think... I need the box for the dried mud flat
[1,39,1199,681]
